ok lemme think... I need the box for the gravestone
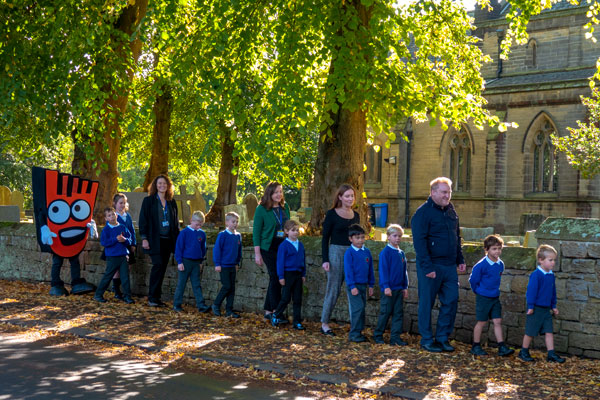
[242,193,258,220]
[189,185,207,213]
[460,227,494,242]
[0,186,10,205]
[121,192,147,225]
[0,205,20,222]
[133,187,144,192]
[10,190,25,219]
[224,204,248,226]
[519,213,546,234]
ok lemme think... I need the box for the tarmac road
[0,333,312,400]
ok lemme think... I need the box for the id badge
[162,220,170,227]
[276,230,284,238]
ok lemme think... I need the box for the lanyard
[158,195,168,221]
[272,207,283,229]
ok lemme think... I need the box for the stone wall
[0,220,598,358]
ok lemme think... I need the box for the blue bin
[371,203,388,228]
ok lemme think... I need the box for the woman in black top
[139,174,179,307]
[320,184,360,335]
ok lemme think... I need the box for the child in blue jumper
[469,234,514,357]
[212,212,242,318]
[344,224,375,343]
[271,220,306,330]
[94,207,134,304]
[173,211,210,313]
[373,224,408,346]
[518,244,565,363]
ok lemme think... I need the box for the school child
[518,244,565,363]
[344,224,375,342]
[271,220,306,330]
[212,212,242,318]
[173,211,210,313]
[111,193,137,300]
[373,224,408,346]
[469,234,514,356]
[94,207,134,304]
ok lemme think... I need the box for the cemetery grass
[1,280,599,399]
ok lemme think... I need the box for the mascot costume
[32,167,98,296]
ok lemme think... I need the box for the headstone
[10,190,25,219]
[0,186,11,205]
[523,230,538,248]
[0,205,20,222]
[519,213,546,234]
[297,207,312,223]
[176,185,195,224]
[133,187,144,192]
[189,185,207,213]
[121,192,147,225]
[460,227,494,242]
[242,193,258,220]
[224,204,248,226]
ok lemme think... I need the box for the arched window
[526,39,537,68]
[365,145,382,184]
[448,127,471,192]
[532,119,558,192]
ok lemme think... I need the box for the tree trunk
[308,0,371,232]
[205,124,239,225]
[143,84,173,191]
[76,0,148,223]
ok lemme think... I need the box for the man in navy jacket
[411,177,466,353]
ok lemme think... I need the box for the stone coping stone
[536,217,600,242]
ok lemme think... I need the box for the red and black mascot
[32,167,99,296]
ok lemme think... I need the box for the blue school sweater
[175,226,207,264]
[276,238,306,280]
[117,211,136,246]
[213,229,242,268]
[378,245,409,292]
[469,256,504,298]
[344,245,375,290]
[526,266,557,309]
[101,223,131,257]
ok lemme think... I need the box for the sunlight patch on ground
[477,379,519,399]
[354,358,406,390]
[161,333,231,352]
[0,298,18,304]
[55,313,102,330]
[424,369,460,400]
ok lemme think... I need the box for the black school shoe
[390,338,408,346]
[421,342,443,353]
[293,323,305,330]
[547,351,565,363]
[518,348,534,362]
[226,311,240,318]
[470,344,488,356]
[498,344,515,357]
[93,296,107,303]
[123,297,135,304]
[212,305,222,316]
[320,328,336,336]
[438,341,455,352]
[349,335,368,343]
[198,305,211,313]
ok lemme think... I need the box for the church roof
[484,68,595,92]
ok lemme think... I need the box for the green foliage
[553,88,600,179]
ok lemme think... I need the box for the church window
[448,127,471,192]
[532,120,558,192]
[526,39,537,68]
[365,145,382,184]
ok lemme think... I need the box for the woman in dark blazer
[139,174,179,307]
[253,182,290,319]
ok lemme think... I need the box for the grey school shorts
[475,294,502,321]
[525,306,554,337]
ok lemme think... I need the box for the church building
[365,0,600,233]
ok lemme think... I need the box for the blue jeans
[417,263,458,345]
[347,284,367,340]
[173,259,207,309]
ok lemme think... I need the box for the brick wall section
[0,220,598,358]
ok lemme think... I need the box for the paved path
[0,333,310,400]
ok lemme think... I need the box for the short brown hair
[104,206,116,214]
[537,244,557,261]
[284,219,300,231]
[483,234,504,250]
[430,177,453,191]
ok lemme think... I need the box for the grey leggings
[321,244,349,323]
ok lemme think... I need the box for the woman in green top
[253,182,290,319]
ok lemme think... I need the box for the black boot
[113,278,124,300]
